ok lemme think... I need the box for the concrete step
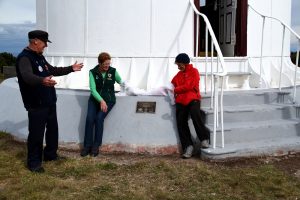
[198,88,300,159]
[201,136,300,159]
[203,103,297,123]
[201,89,293,107]
[207,119,300,144]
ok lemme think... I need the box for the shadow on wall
[75,92,89,146]
[162,95,181,152]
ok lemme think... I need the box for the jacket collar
[183,64,193,72]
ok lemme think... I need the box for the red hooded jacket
[171,64,201,105]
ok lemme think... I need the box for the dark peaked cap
[28,30,52,43]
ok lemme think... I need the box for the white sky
[0,0,36,24]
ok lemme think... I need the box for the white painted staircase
[201,88,300,159]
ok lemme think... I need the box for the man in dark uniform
[16,30,84,172]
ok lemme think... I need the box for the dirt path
[59,149,300,179]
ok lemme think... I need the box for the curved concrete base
[0,78,183,155]
[3,78,299,158]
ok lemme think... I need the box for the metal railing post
[213,75,219,149]
[220,76,225,148]
[205,26,208,94]
[259,16,266,88]
[210,40,214,109]
[279,25,286,91]
[216,56,220,128]
[196,15,199,58]
[293,42,300,103]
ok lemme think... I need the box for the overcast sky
[0,0,35,24]
[0,0,36,55]
[0,0,299,55]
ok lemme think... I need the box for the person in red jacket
[171,53,210,158]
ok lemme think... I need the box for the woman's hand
[100,100,108,112]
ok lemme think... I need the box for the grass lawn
[0,131,300,200]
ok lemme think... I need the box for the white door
[219,0,237,56]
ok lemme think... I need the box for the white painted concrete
[0,78,183,153]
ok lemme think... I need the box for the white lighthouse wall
[247,0,293,87]
[36,0,194,90]
[248,0,291,57]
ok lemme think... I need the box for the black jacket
[16,48,73,110]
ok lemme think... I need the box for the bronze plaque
[136,101,156,113]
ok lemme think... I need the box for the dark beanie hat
[28,30,52,43]
[175,53,190,64]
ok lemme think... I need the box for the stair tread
[201,136,300,157]
[202,103,293,113]
[201,88,293,97]
[207,118,299,130]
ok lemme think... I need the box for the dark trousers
[84,97,115,149]
[27,105,58,169]
[175,100,210,151]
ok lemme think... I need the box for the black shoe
[44,155,67,162]
[80,148,90,157]
[28,166,45,173]
[54,156,67,161]
[91,147,99,157]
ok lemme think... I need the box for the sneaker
[201,140,210,149]
[91,147,99,157]
[80,148,90,157]
[182,145,194,158]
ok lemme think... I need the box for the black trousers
[27,104,58,169]
[175,100,210,151]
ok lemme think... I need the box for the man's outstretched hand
[72,61,84,71]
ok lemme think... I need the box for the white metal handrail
[189,0,227,149]
[248,4,300,102]
[189,0,227,77]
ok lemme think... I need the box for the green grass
[0,131,299,200]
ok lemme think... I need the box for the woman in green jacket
[81,52,123,157]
